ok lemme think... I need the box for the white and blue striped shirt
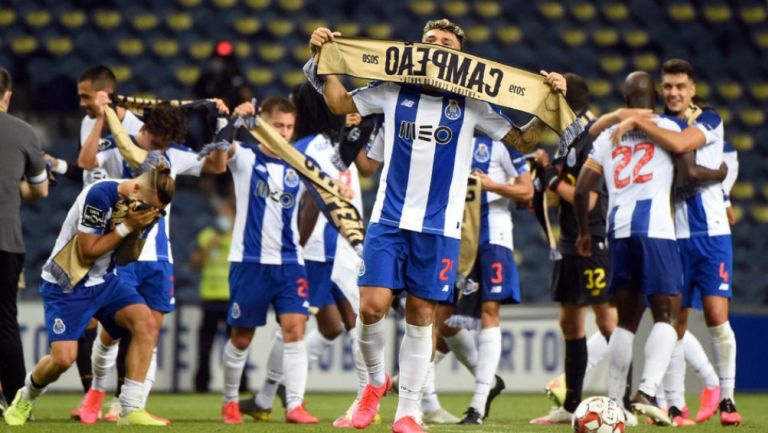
[228,144,305,265]
[352,81,514,239]
[722,140,738,208]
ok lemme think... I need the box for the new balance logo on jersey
[398,121,453,144]
[491,285,502,294]
[400,99,415,108]
[718,283,730,291]
[441,284,449,292]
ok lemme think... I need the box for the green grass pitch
[7,393,768,432]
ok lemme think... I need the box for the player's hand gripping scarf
[309,37,583,150]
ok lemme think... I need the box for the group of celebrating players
[2,16,742,432]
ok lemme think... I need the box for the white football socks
[662,339,686,409]
[118,378,144,414]
[607,327,634,402]
[357,317,387,387]
[471,327,501,416]
[420,350,447,413]
[91,339,119,392]
[709,321,737,400]
[22,373,47,402]
[683,330,719,388]
[586,331,609,373]
[306,329,335,367]
[255,329,284,408]
[443,329,478,375]
[283,340,308,411]
[638,322,677,397]
[394,323,432,421]
[140,347,157,407]
[222,339,249,403]
[348,329,368,397]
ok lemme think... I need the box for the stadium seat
[152,39,180,57]
[235,40,251,58]
[9,36,37,55]
[267,19,294,37]
[212,0,237,8]
[668,3,696,21]
[246,67,274,85]
[731,182,755,200]
[277,0,304,12]
[281,70,306,87]
[132,13,159,31]
[718,81,743,100]
[599,55,626,74]
[0,9,16,27]
[633,53,658,71]
[749,82,768,101]
[475,1,501,18]
[177,0,202,7]
[571,3,596,21]
[754,31,768,48]
[587,79,612,98]
[45,36,73,56]
[258,43,286,62]
[718,107,732,125]
[302,19,328,36]
[602,3,629,21]
[111,65,133,83]
[703,4,732,22]
[292,44,311,62]
[538,2,564,20]
[467,25,492,44]
[188,41,213,60]
[244,0,271,10]
[175,66,201,85]
[24,10,51,28]
[696,81,711,100]
[592,28,619,47]
[750,206,768,224]
[496,25,522,44]
[409,0,436,16]
[443,1,469,17]
[739,108,765,127]
[93,10,122,29]
[623,29,649,48]
[367,23,393,39]
[560,29,587,47]
[234,17,261,35]
[167,12,193,31]
[731,134,754,152]
[60,10,87,29]
[336,22,361,37]
[740,5,766,24]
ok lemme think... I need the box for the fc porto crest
[566,147,577,167]
[231,302,241,319]
[53,318,66,335]
[474,143,491,163]
[444,99,462,121]
[283,168,300,188]
[358,260,366,277]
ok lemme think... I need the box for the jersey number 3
[612,143,654,189]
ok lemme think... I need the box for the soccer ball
[572,396,625,433]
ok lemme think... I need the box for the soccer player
[3,168,174,426]
[722,140,738,225]
[220,98,318,425]
[74,93,229,424]
[574,71,683,426]
[529,73,634,425]
[309,19,566,433]
[606,59,741,425]
[431,134,532,425]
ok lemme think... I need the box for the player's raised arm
[78,90,111,170]
[500,71,567,152]
[307,28,358,115]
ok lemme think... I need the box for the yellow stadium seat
[749,82,768,101]
[175,66,201,85]
[740,5,766,24]
[117,38,144,56]
[718,82,743,100]
[167,13,193,31]
[572,3,596,20]
[633,53,658,71]
[599,56,626,74]
[539,2,564,19]
[560,29,586,46]
[302,19,328,36]
[367,23,392,39]
[704,4,731,22]
[587,80,612,98]
[0,9,16,27]
[25,10,51,28]
[623,29,649,48]
[513,250,523,266]
[466,26,491,44]
[475,1,501,18]
[246,68,274,85]
[177,0,202,7]
[731,182,754,200]
[336,22,360,37]
[695,81,711,100]
[443,1,469,17]
[730,134,753,152]
[762,185,768,201]
[60,10,87,28]
[152,39,180,57]
[212,0,237,8]
[496,26,522,44]
[755,31,768,48]
[592,28,619,47]
[235,41,251,58]
[258,43,285,62]
[293,44,311,62]
[234,17,261,35]
[410,0,436,16]
[94,10,121,29]
[111,65,132,83]
[132,13,158,31]
[245,0,271,10]
[46,36,73,55]
[278,0,303,11]
[718,108,732,125]
[282,71,306,87]
[188,41,213,60]
[739,108,764,126]
[267,19,294,37]
[751,206,768,223]
[602,3,629,21]
[668,3,696,21]
[131,91,156,100]
[10,36,37,54]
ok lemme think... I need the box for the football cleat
[458,407,483,425]
[352,374,391,429]
[104,398,121,422]
[285,404,319,424]
[392,415,426,433]
[116,408,167,426]
[631,391,672,426]
[719,398,742,426]
[239,397,271,421]
[276,384,288,409]
[696,386,720,423]
[222,401,243,424]
[77,388,105,424]
[545,374,566,407]
[484,374,506,419]
[623,407,638,426]
[423,407,460,424]
[669,406,696,427]
[530,406,572,424]
[3,389,34,426]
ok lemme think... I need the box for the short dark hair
[145,102,188,144]
[423,18,465,47]
[0,67,11,94]
[292,83,344,140]
[79,65,117,91]
[563,73,590,113]
[260,97,296,117]
[662,59,695,80]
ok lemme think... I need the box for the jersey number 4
[612,143,654,189]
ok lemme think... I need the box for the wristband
[542,165,561,191]
[115,223,133,238]
[53,159,68,175]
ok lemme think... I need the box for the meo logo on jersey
[474,143,490,163]
[254,180,296,209]
[398,121,453,145]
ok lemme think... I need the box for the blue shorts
[306,260,347,309]
[40,274,145,343]
[117,261,175,313]
[679,235,733,309]
[358,223,460,303]
[477,244,521,304]
[228,262,310,328]
[608,237,683,296]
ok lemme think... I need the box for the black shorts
[551,252,611,305]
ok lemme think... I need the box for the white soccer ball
[572,396,626,433]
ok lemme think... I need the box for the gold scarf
[103,105,147,170]
[458,175,482,278]
[315,37,581,139]
[683,104,703,125]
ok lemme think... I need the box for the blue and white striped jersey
[42,180,121,287]
[722,141,738,208]
[470,135,529,250]
[80,112,143,185]
[672,110,730,239]
[589,116,682,240]
[352,81,514,239]
[96,137,204,262]
[294,133,363,262]
[228,144,306,265]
